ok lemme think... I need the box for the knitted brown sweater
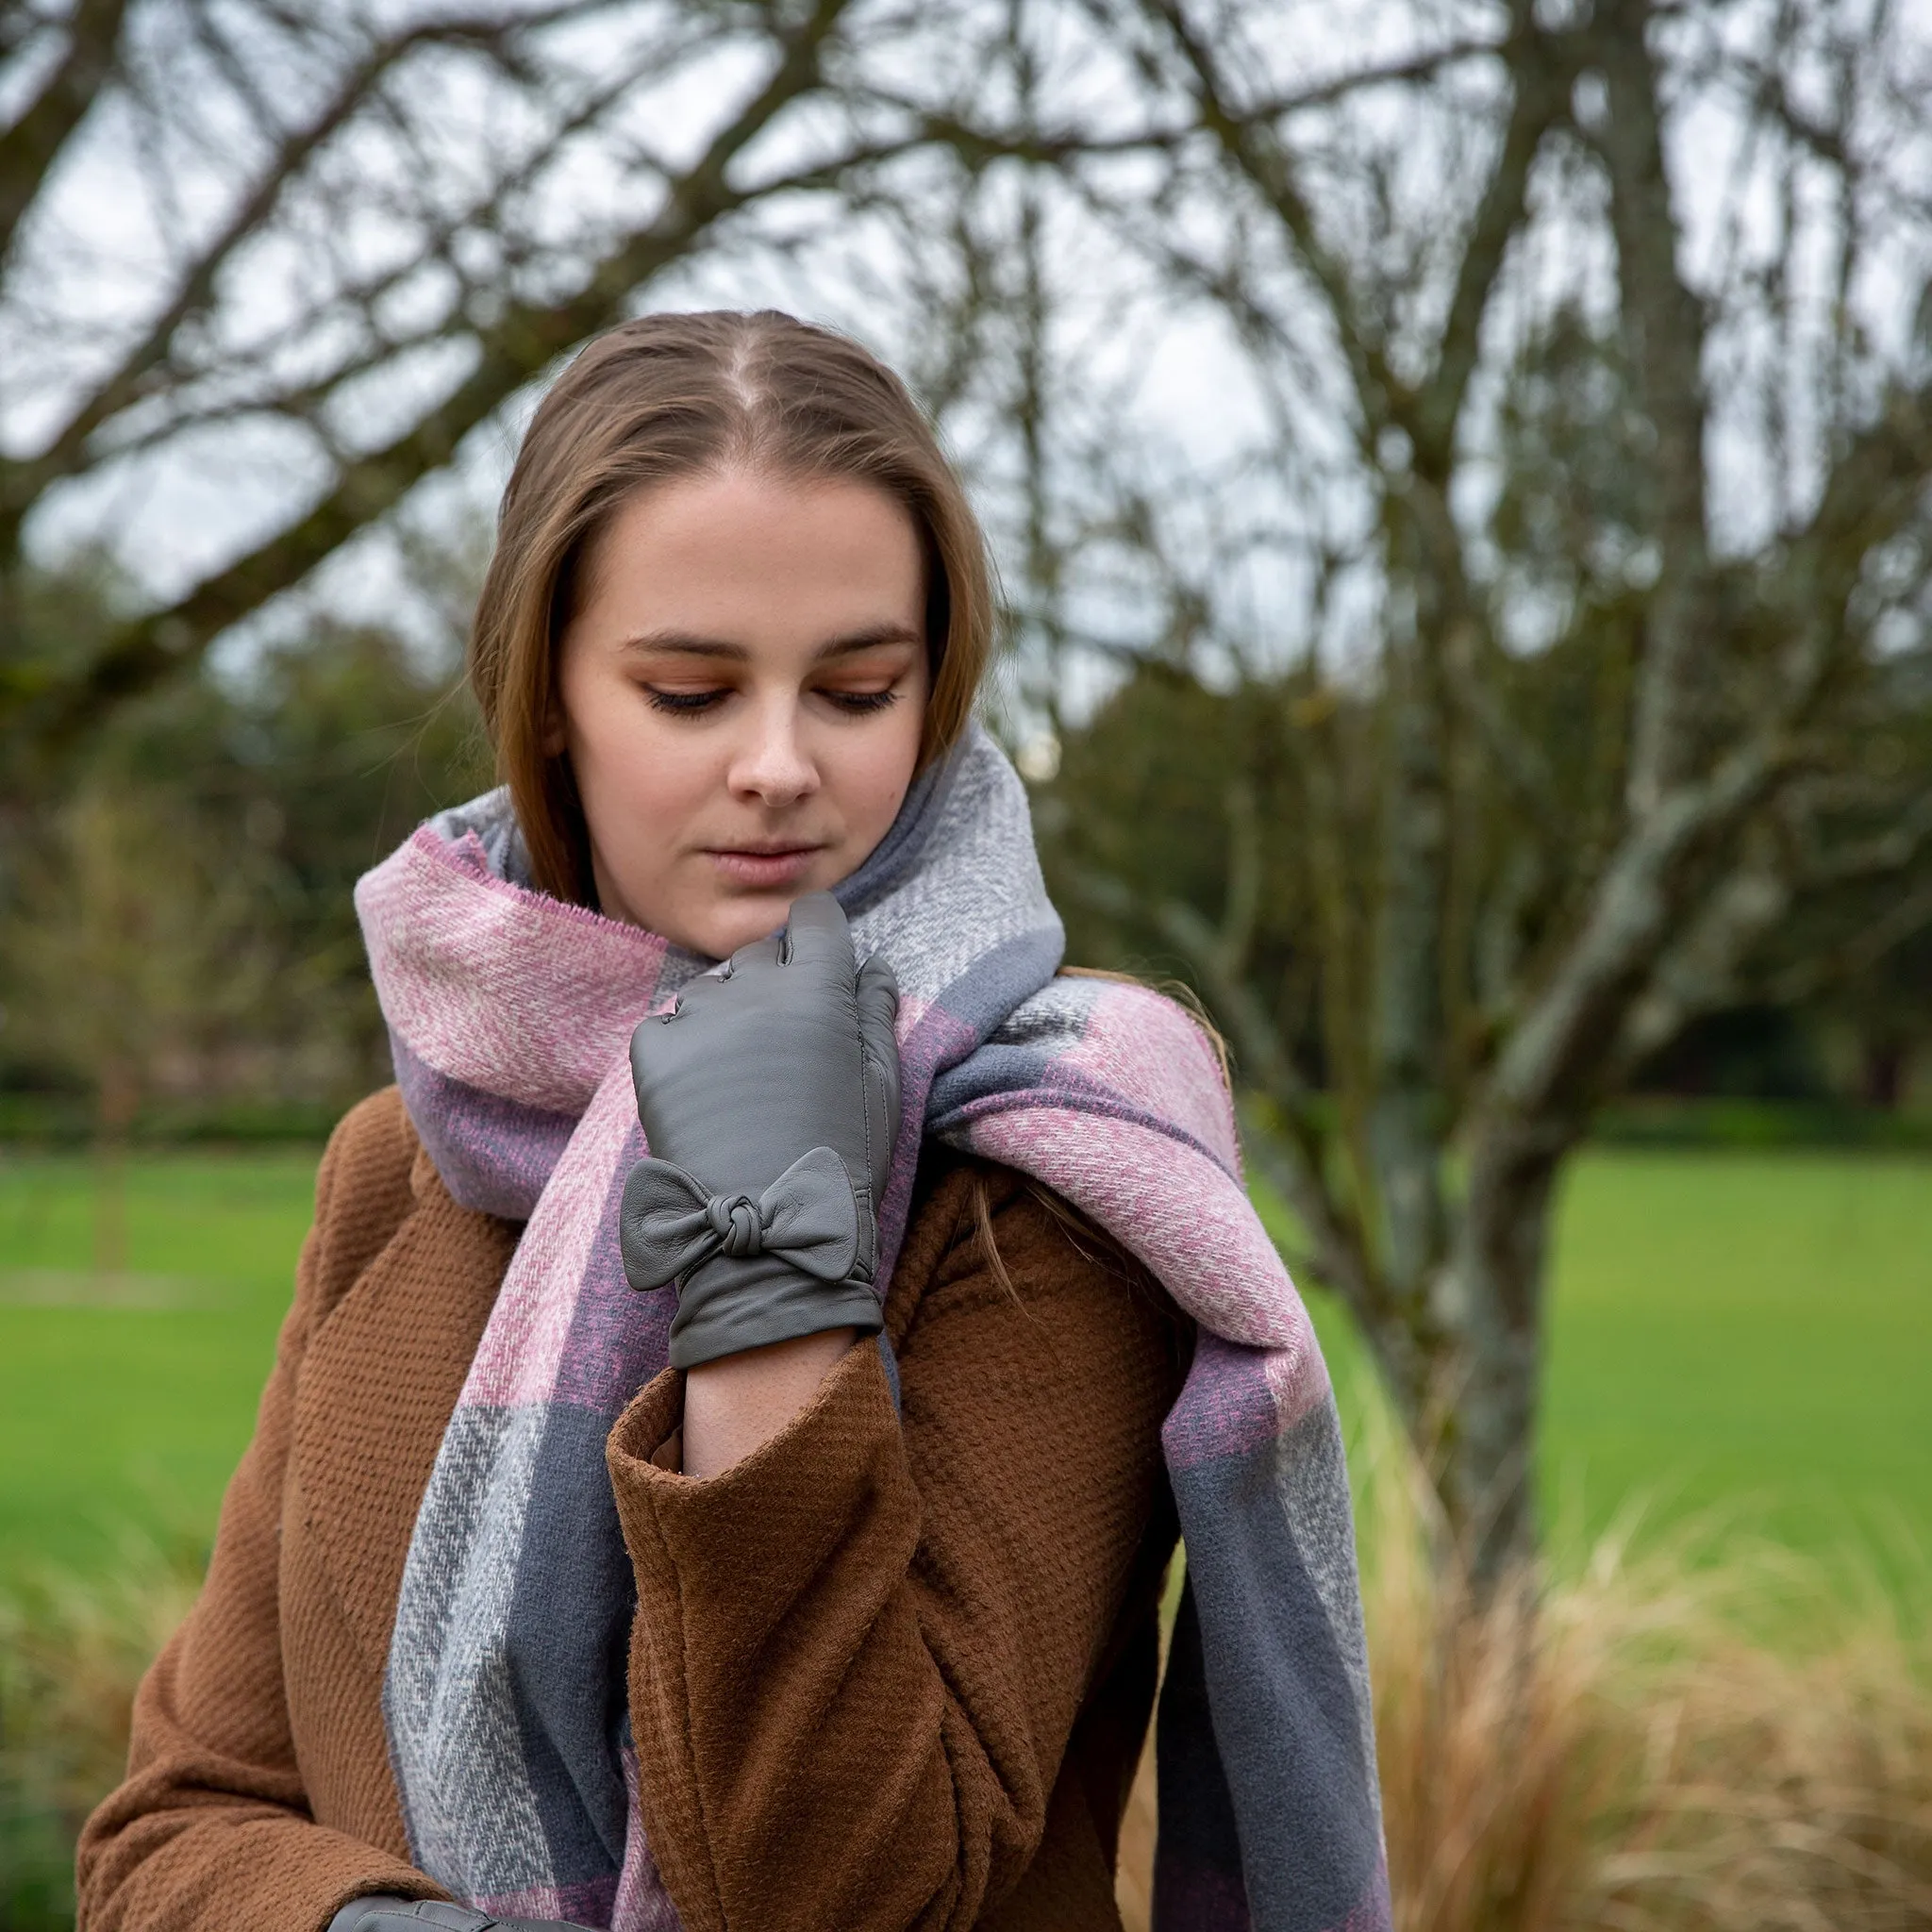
[77,1089,1187,1932]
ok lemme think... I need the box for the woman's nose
[727,697,819,806]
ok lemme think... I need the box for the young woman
[78,313,1387,1932]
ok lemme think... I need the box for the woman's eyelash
[642,686,903,717]
[644,689,725,715]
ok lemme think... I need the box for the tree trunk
[1441,1115,1567,1584]
[1343,1116,1567,1589]
[1863,1036,1905,1110]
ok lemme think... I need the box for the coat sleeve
[607,1164,1184,1932]
[75,1091,447,1932]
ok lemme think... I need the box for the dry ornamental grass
[1349,1406,1931,1932]
[1116,1401,1932,1932]
[0,1538,203,1932]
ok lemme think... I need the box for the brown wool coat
[77,1089,1187,1932]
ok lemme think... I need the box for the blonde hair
[469,310,996,904]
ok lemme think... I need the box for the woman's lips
[704,845,824,889]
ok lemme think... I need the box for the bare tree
[10,0,1930,1580]
[970,0,1932,1577]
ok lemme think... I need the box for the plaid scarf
[355,724,1388,1932]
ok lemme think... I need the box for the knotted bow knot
[706,1194,764,1257]
[619,1144,869,1293]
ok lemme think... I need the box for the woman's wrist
[679,1327,857,1479]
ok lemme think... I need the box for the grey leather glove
[328,1898,592,1932]
[620,891,901,1370]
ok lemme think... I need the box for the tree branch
[1615,836,1790,1068]
[1486,733,1789,1126]
[1136,0,1403,431]
[45,49,686,486]
[1592,0,1715,816]
[0,4,691,563]
[1411,4,1571,475]
[1768,878,1932,1005]
[1495,355,1932,1120]
[6,0,886,750]
[1623,764,1932,1054]
[0,0,129,261]
[888,31,1507,169]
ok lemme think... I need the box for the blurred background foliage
[1037,652,1932,1131]
[6,593,1925,1148]
[0,568,490,1150]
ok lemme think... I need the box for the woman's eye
[644,687,727,715]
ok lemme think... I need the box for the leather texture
[620,891,900,1368]
[329,1896,591,1932]
[620,1144,863,1288]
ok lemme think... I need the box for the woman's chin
[618,860,865,959]
[672,892,800,960]
[596,873,781,958]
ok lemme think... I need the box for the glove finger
[723,928,785,980]
[857,951,903,1192]
[856,950,900,1050]
[781,891,854,975]
[628,1016,669,1102]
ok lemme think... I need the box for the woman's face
[554,467,930,958]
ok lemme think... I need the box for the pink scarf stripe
[961,1108,1319,1363]
[1060,981,1242,1161]
[356,829,678,1111]
[457,1062,644,1411]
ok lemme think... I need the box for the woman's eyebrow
[616,631,745,660]
[616,623,923,660]
[814,622,924,659]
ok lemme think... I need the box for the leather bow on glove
[620,891,901,1371]
[329,1898,592,1932]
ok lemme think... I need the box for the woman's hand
[620,891,900,1463]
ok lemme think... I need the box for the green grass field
[0,1153,321,1574]
[1542,1152,1931,1564]
[0,1144,1926,1576]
